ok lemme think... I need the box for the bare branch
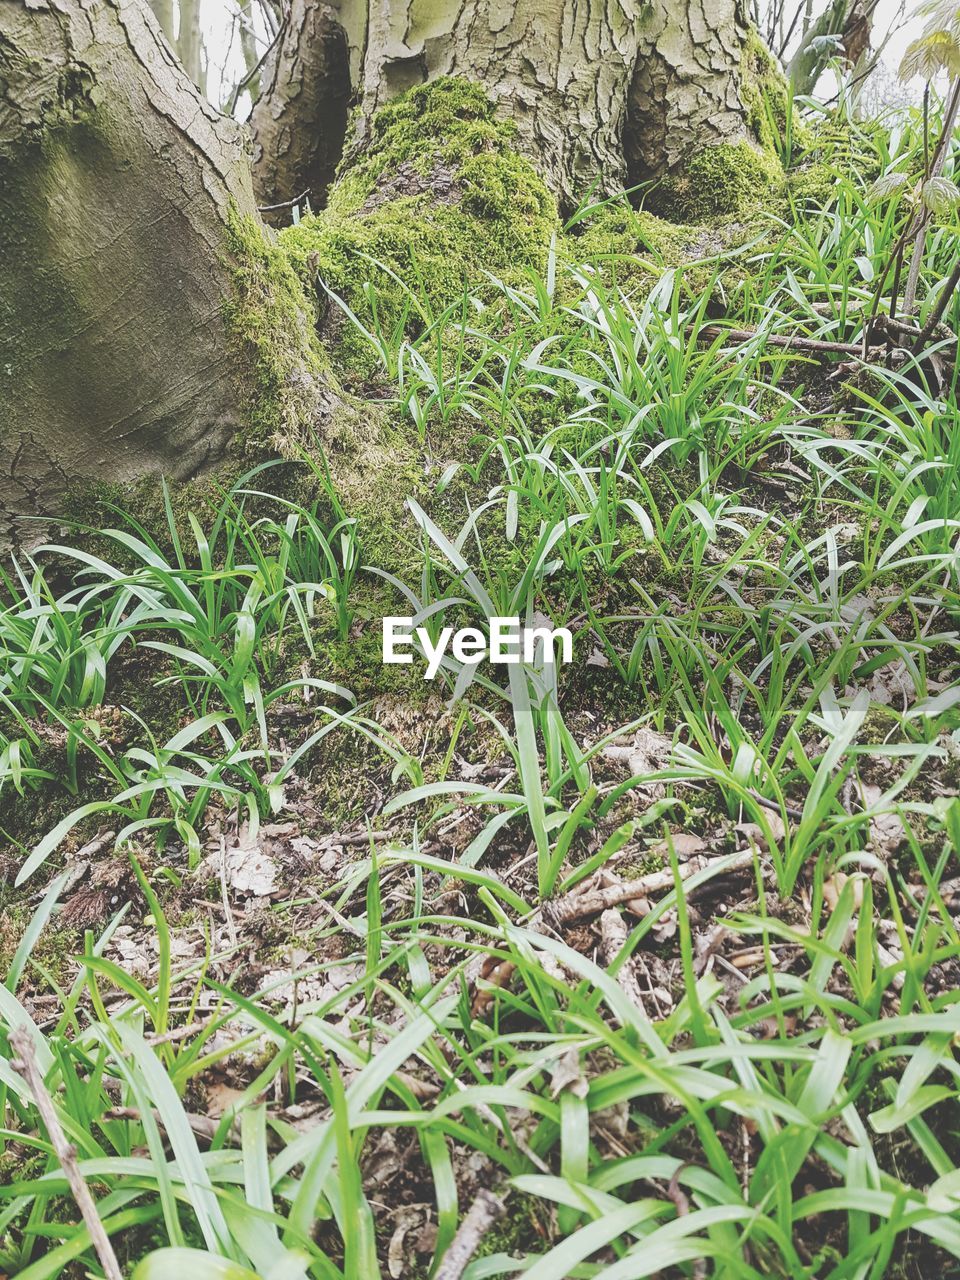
[435,1188,507,1280]
[9,1027,123,1280]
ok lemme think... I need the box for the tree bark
[0,0,307,542]
[249,0,352,218]
[625,0,760,186]
[1,0,775,539]
[251,0,765,211]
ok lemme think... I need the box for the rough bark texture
[625,0,757,185]
[0,0,262,541]
[352,0,644,200]
[249,0,352,218]
[251,0,762,210]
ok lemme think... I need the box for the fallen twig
[699,324,868,355]
[105,1104,220,1145]
[316,829,394,849]
[435,1187,507,1280]
[546,849,756,925]
[600,908,647,1012]
[10,1027,123,1280]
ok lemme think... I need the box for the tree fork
[251,0,770,212]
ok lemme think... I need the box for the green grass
[3,92,960,1279]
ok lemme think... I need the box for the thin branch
[546,849,756,925]
[225,20,282,115]
[912,258,960,353]
[435,1188,507,1280]
[256,189,312,213]
[698,325,868,355]
[10,1027,123,1280]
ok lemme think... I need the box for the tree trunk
[251,0,767,211]
[1,0,776,538]
[625,0,761,186]
[0,0,319,543]
[249,0,352,219]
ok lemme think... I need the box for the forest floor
[3,94,960,1280]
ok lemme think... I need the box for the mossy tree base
[0,0,327,546]
[0,0,789,544]
[251,0,774,211]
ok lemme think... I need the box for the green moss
[223,205,329,451]
[567,200,705,287]
[787,160,839,206]
[662,140,784,223]
[740,28,795,158]
[279,78,559,376]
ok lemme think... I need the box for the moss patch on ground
[660,139,784,223]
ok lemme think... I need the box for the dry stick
[547,849,756,925]
[104,1104,221,1146]
[218,835,239,950]
[434,1187,507,1280]
[912,256,960,354]
[9,1027,124,1280]
[698,325,869,355]
[316,829,394,849]
[256,188,312,213]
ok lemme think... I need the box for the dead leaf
[394,1071,440,1101]
[550,1047,588,1099]
[471,955,516,1018]
[869,662,913,709]
[387,1207,423,1278]
[735,814,784,852]
[602,727,675,799]
[858,783,907,854]
[668,832,707,859]
[823,872,864,913]
[205,1081,248,1118]
[730,947,765,970]
[224,829,278,897]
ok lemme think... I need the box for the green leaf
[869,1085,955,1134]
[922,175,960,214]
[132,1249,262,1280]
